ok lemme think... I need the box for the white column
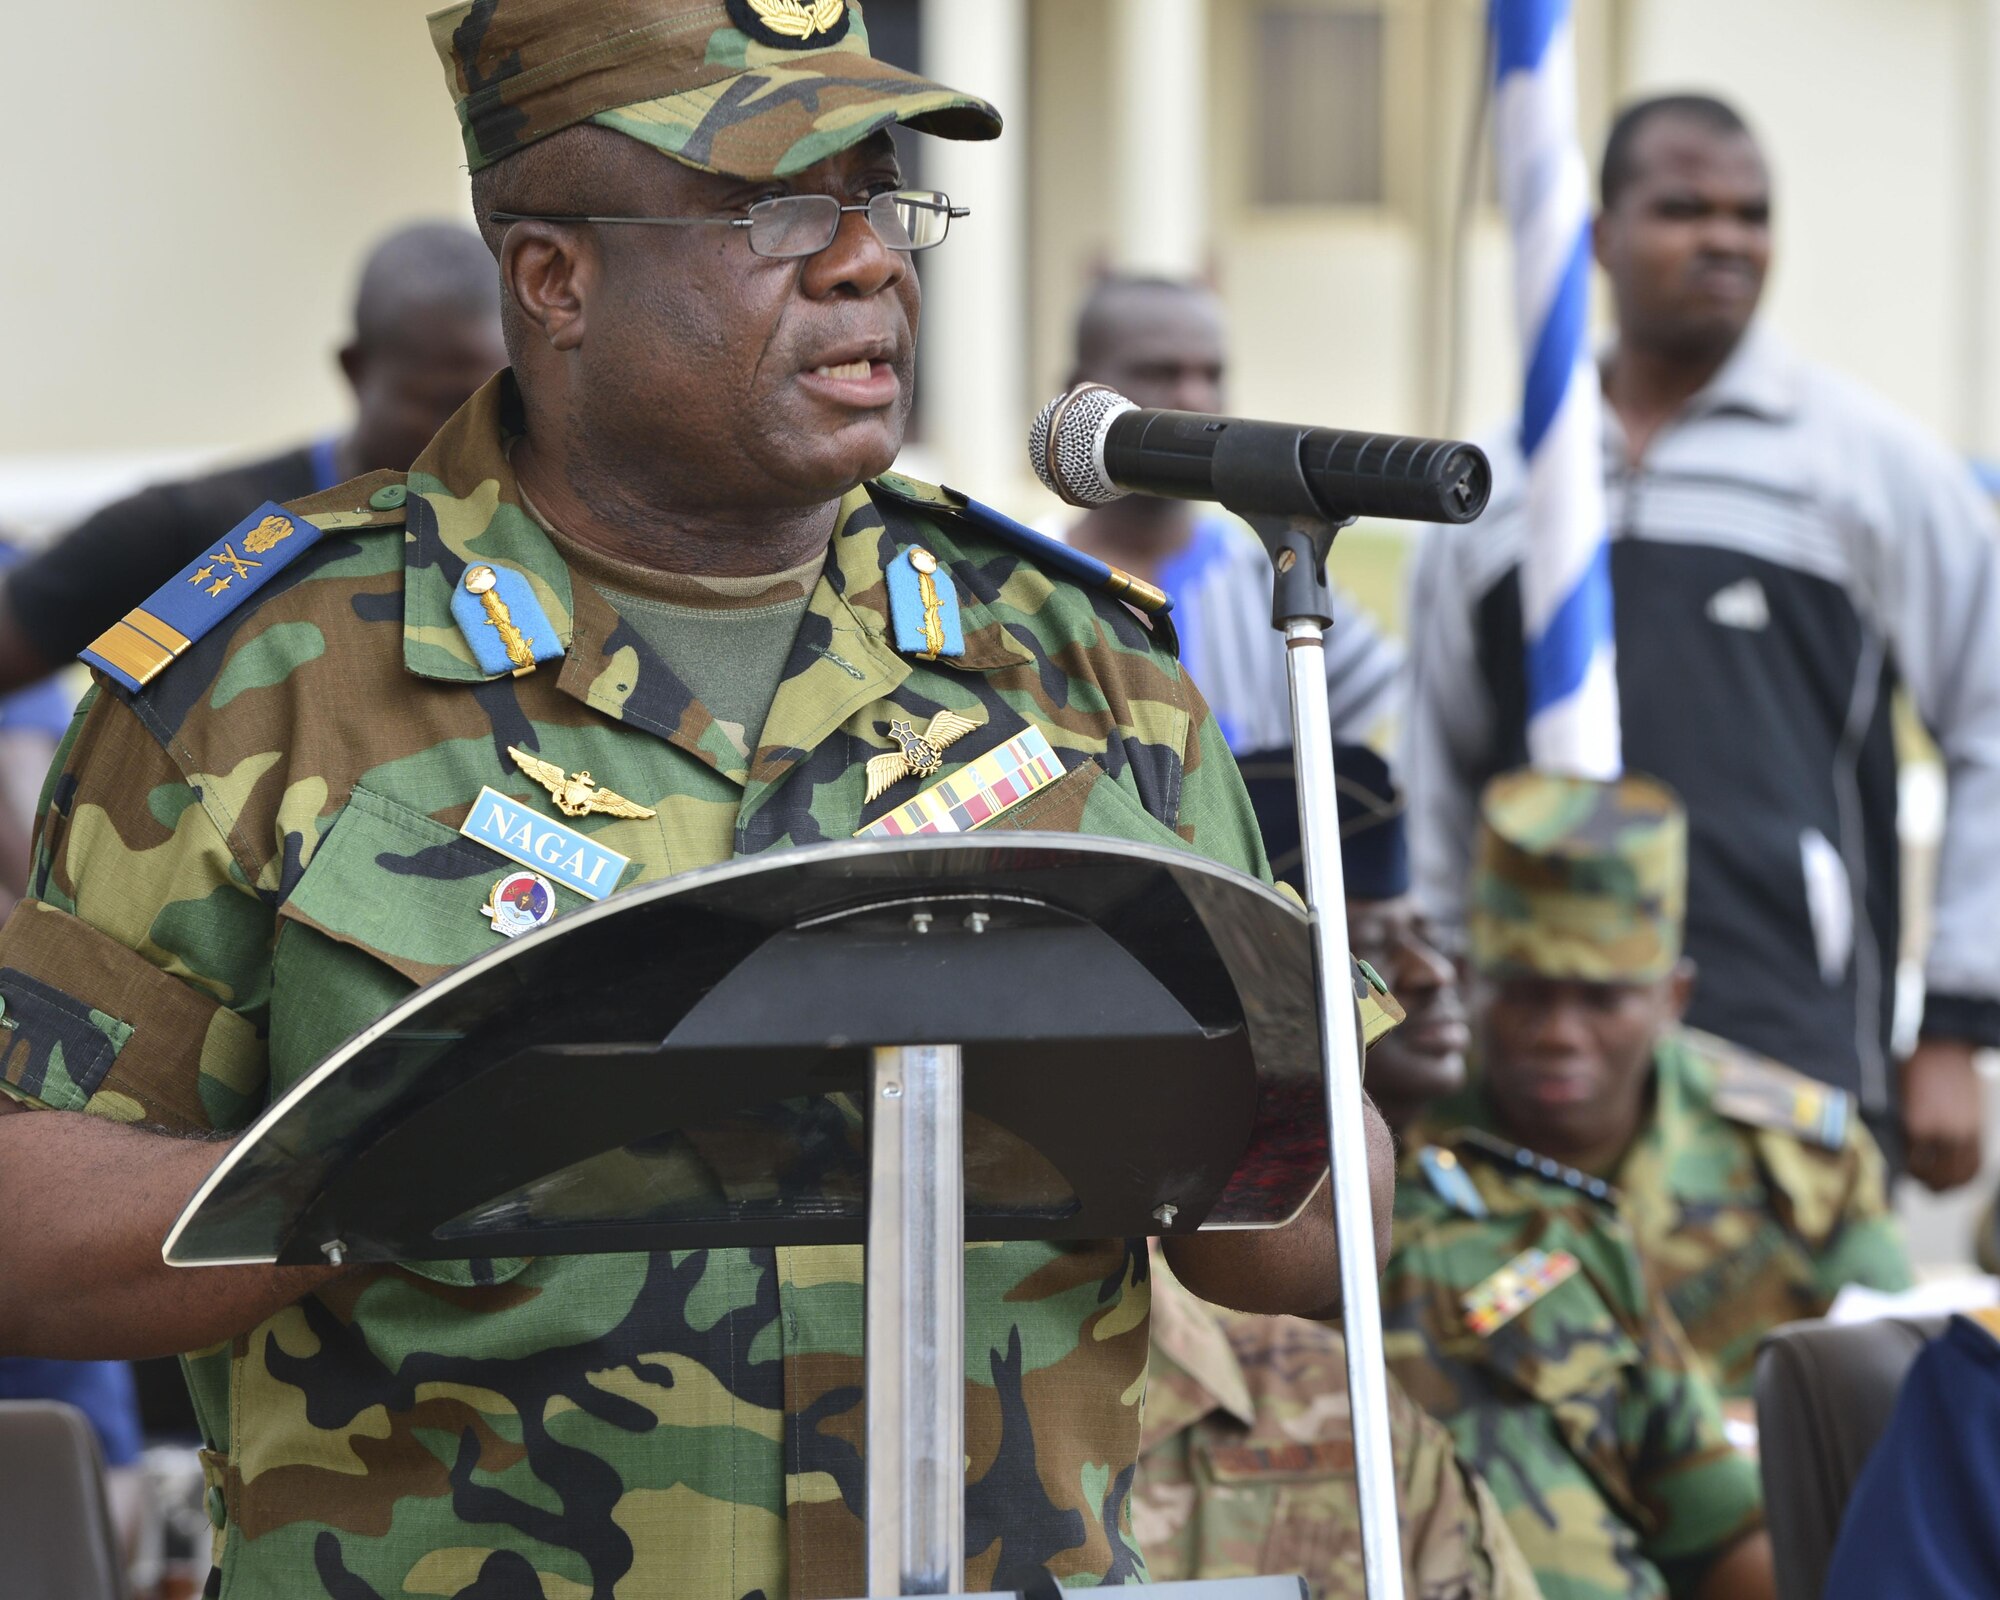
[917,0,1030,498]
[1111,0,1209,277]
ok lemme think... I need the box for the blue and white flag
[1492,0,1621,776]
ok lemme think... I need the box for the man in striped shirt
[1404,94,2000,1186]
[1051,276,1402,883]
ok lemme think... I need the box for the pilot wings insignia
[507,746,658,820]
[863,710,983,805]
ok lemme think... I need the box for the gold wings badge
[863,710,982,805]
[508,746,658,820]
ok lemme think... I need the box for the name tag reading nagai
[460,786,630,901]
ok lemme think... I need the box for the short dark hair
[1599,94,1755,211]
[1070,274,1216,371]
[352,221,500,351]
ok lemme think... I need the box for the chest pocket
[981,754,1194,854]
[1471,1266,1652,1531]
[279,783,593,989]
[273,784,592,1290]
[1195,1437,1360,1578]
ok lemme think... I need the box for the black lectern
[166,834,1356,1599]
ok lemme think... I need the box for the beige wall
[8,0,1995,533]
[1626,0,1975,448]
[3,2,469,468]
[1025,0,1623,476]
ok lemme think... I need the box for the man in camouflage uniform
[1384,1137,1770,1600]
[1417,770,1911,1396]
[1136,758,1537,1600]
[0,4,1401,1597]
[1139,1244,1543,1600]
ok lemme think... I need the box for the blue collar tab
[451,563,565,678]
[886,545,965,659]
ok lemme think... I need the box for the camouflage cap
[1467,769,1687,984]
[428,0,1002,178]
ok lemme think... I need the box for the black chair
[1753,1314,1948,1600]
[0,1400,130,1600]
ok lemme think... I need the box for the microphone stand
[1225,433,1406,1600]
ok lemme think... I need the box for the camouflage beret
[428,0,1002,178]
[1467,769,1687,984]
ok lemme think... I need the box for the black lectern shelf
[165,833,1335,1268]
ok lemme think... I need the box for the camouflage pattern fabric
[1419,1029,1910,1398]
[1468,770,1686,984]
[0,371,1278,1599]
[429,0,1001,177]
[1138,1247,1544,1600]
[1384,1135,1763,1600]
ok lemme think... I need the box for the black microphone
[1030,384,1491,526]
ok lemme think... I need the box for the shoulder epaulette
[1418,1144,1489,1218]
[81,474,411,694]
[283,469,413,532]
[1452,1128,1620,1208]
[868,472,1174,618]
[1698,1030,1852,1152]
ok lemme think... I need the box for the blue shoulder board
[868,474,1174,618]
[82,501,334,692]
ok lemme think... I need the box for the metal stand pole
[1247,511,1406,1600]
[866,1043,966,1596]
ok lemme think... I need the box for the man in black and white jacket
[1404,93,2000,1189]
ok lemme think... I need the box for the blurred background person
[1386,1075,1773,1598]
[1335,746,1471,1142]
[1404,93,2000,1191]
[0,218,503,1491]
[1047,275,1401,885]
[0,221,505,694]
[1419,768,1910,1398]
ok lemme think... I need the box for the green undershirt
[537,514,826,755]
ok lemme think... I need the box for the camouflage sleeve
[1393,1379,1543,1600]
[0,684,271,1134]
[1808,1121,1915,1297]
[1170,674,1272,883]
[1622,1270,1765,1590]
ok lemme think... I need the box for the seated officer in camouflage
[1385,1135,1771,1600]
[1136,753,1541,1600]
[1418,770,1911,1397]
[0,4,1401,1597]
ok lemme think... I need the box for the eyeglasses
[488,189,969,259]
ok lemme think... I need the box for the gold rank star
[508,746,657,820]
[864,710,982,804]
[188,565,215,588]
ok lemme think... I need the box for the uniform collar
[403,372,575,685]
[1594,321,1802,456]
[1611,1031,1705,1190]
[1140,1246,1255,1452]
[1681,324,1801,422]
[399,372,1031,784]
